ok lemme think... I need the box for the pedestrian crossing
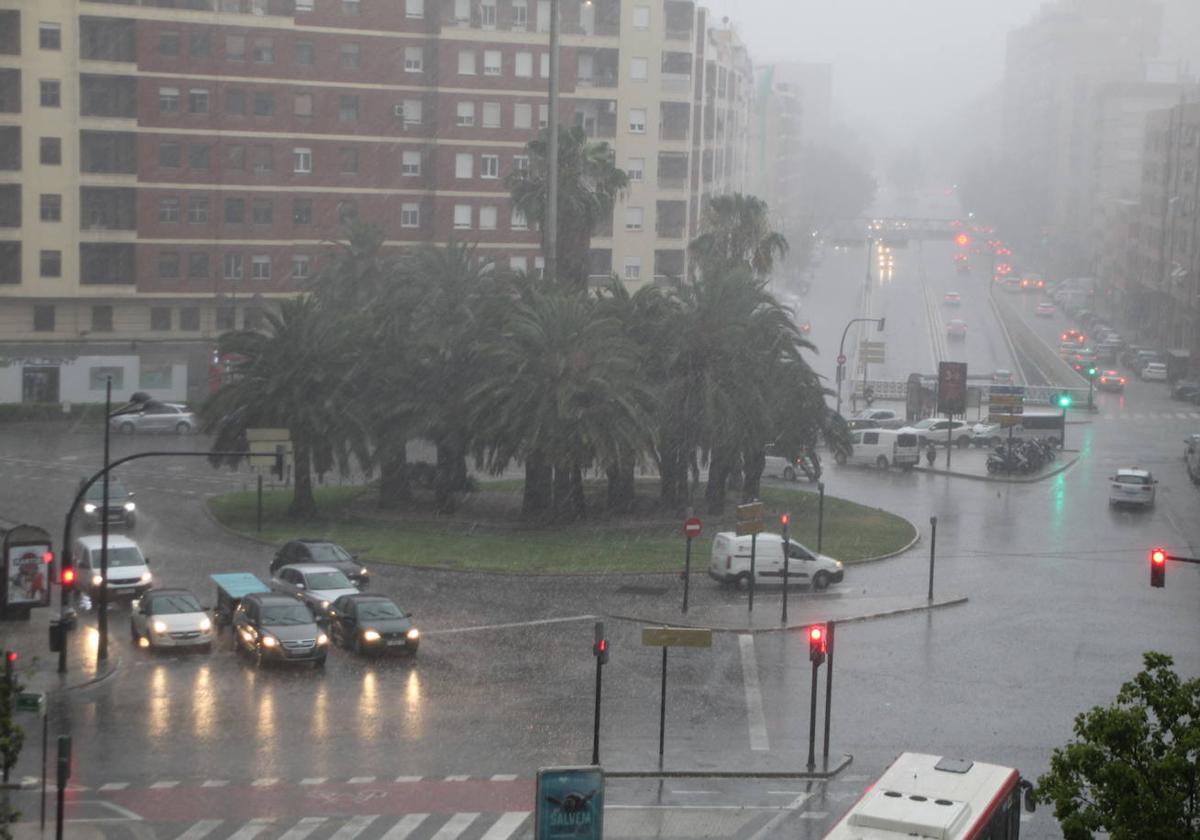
[1099,410,1200,422]
[164,812,530,840]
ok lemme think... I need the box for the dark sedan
[1171,381,1200,403]
[232,593,328,668]
[329,594,419,657]
[271,539,369,588]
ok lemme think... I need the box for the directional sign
[859,340,886,364]
[536,766,603,840]
[16,692,45,713]
[246,428,292,470]
[641,626,714,648]
[683,517,702,539]
[735,502,765,536]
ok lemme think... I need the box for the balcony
[661,73,691,94]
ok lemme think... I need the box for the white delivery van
[72,534,153,600]
[835,428,920,470]
[709,532,844,591]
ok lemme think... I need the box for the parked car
[1108,468,1157,509]
[232,593,328,668]
[110,401,198,435]
[851,408,905,428]
[1141,362,1168,381]
[901,417,973,448]
[329,594,419,656]
[78,477,136,531]
[72,534,152,601]
[835,428,920,470]
[270,564,359,618]
[1170,380,1200,402]
[763,445,802,481]
[1096,370,1126,393]
[709,532,844,591]
[271,539,370,588]
[991,369,1014,385]
[1184,433,1200,459]
[130,588,214,651]
[946,319,967,339]
[1035,302,1055,317]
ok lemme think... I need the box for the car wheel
[834,452,847,465]
[353,635,364,655]
[118,421,135,435]
[175,422,191,435]
[254,645,264,667]
[783,467,796,482]
[876,455,889,470]
[812,572,831,591]
[313,656,326,670]
[734,573,752,592]
[130,623,140,644]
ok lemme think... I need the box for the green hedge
[0,403,110,423]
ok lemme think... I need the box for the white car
[1108,468,1157,508]
[270,563,360,617]
[899,417,974,448]
[130,588,214,650]
[1141,362,1168,381]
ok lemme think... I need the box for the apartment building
[0,0,754,403]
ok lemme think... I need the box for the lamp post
[544,0,561,285]
[835,317,886,416]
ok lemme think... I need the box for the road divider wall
[990,292,1084,388]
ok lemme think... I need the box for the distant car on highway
[110,401,198,435]
[1096,370,1126,393]
[1108,468,1157,509]
[1061,329,1085,345]
[1035,302,1055,317]
[991,369,1014,385]
[943,291,961,306]
[946,319,967,339]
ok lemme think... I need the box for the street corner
[1,611,122,696]
[913,448,1079,483]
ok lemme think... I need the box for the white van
[72,534,153,600]
[835,428,920,470]
[709,532,844,591]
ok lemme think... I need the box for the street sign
[987,384,1025,424]
[246,428,292,470]
[859,341,886,364]
[937,361,967,415]
[836,353,847,366]
[641,626,714,648]
[683,517,702,539]
[535,766,604,840]
[16,691,44,713]
[735,502,765,536]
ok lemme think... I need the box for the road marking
[738,634,770,751]
[98,782,129,791]
[377,814,428,840]
[347,776,376,784]
[444,775,470,781]
[798,812,829,820]
[226,818,274,840]
[173,819,223,840]
[671,790,720,795]
[490,774,517,781]
[479,812,529,840]
[278,817,326,840]
[201,780,228,787]
[767,790,805,795]
[150,780,179,789]
[746,792,813,839]
[327,815,379,839]
[250,778,279,786]
[1134,413,1146,420]
[299,777,327,785]
[426,615,598,636]
[395,776,422,783]
[430,813,478,840]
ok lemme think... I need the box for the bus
[824,752,1036,840]
[972,409,1066,448]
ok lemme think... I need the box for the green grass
[208,482,917,575]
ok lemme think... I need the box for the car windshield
[261,603,315,625]
[85,481,129,500]
[103,547,145,567]
[304,571,353,590]
[148,594,202,614]
[305,543,353,564]
[1115,475,1150,485]
[356,600,405,620]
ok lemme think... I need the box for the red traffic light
[780,513,789,526]
[5,651,17,664]
[43,550,54,565]
[61,568,76,587]
[1151,548,1166,565]
[1150,547,1166,588]
[808,626,823,642]
[955,233,971,247]
[807,624,827,664]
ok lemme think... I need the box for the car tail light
[1120,378,1126,384]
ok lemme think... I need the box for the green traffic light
[1088,367,1097,377]
[1058,394,1073,408]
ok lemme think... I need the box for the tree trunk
[705,449,729,516]
[288,438,319,520]
[377,444,410,510]
[434,443,464,515]
[552,463,573,521]
[570,463,586,519]
[741,447,765,502]
[605,453,636,513]
[522,449,552,519]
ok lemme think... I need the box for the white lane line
[1189,413,1200,419]
[347,776,376,784]
[225,818,275,840]
[201,780,228,788]
[327,815,380,840]
[478,812,529,840]
[429,813,478,840]
[98,782,129,791]
[445,775,470,781]
[395,776,422,783]
[250,778,279,786]
[490,774,518,781]
[738,634,770,751]
[425,615,598,636]
[1133,413,1146,420]
[278,817,326,840]
[173,819,223,840]
[299,778,327,785]
[767,790,805,795]
[150,781,179,789]
[798,812,829,820]
[671,790,720,795]
[377,814,428,840]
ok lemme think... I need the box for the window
[340,43,360,69]
[157,252,179,279]
[626,157,644,181]
[251,255,270,280]
[453,204,472,229]
[40,194,62,221]
[402,98,423,124]
[534,256,544,278]
[88,366,124,391]
[295,40,314,66]
[33,305,55,333]
[454,0,469,22]
[510,255,528,272]
[540,53,550,78]
[512,0,527,27]
[188,88,209,113]
[215,307,235,331]
[224,253,243,279]
[253,92,274,116]
[40,250,62,278]
[630,57,648,81]
[342,0,361,15]
[186,197,208,223]
[481,0,497,27]
[253,38,274,64]
[484,50,501,75]
[632,5,650,28]
[629,107,646,133]
[623,256,641,280]
[625,206,644,231]
[338,147,359,173]
[158,86,180,113]
[293,147,312,174]
[456,101,475,127]
[401,150,421,176]
[538,103,548,128]
[293,199,313,224]
[458,50,476,75]
[189,31,210,57]
[514,103,532,129]
[515,52,533,78]
[512,154,529,174]
[151,307,171,331]
[224,198,245,224]
[225,34,246,61]
[225,88,245,115]
[252,198,273,224]
[455,153,473,178]
[180,307,200,331]
[481,154,499,178]
[159,31,180,56]
[482,101,501,128]
[404,46,423,72]
[188,143,210,169]
[91,307,115,333]
[159,141,181,168]
[295,0,314,11]
[40,23,62,50]
[158,197,180,222]
[338,95,359,123]
[40,137,61,165]
[511,206,527,229]
[405,0,424,17]
[291,254,311,279]
[187,253,209,278]
[479,205,497,230]
[400,202,420,228]
[293,93,313,117]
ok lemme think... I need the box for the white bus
[972,409,1066,448]
[824,752,1035,840]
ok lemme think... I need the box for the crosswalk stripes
[175,820,223,840]
[376,814,428,840]
[226,818,275,840]
[1101,411,1200,422]
[428,813,478,840]
[327,816,379,840]
[167,812,532,840]
[478,813,528,840]
[278,817,328,840]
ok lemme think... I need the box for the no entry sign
[683,517,702,538]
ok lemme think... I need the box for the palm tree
[690,193,789,279]
[202,296,370,519]
[507,124,628,291]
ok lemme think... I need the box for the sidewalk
[0,604,119,699]
[912,447,1079,483]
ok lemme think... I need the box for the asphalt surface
[2,197,1199,840]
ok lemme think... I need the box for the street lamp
[836,317,886,416]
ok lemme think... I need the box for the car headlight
[406,628,420,641]
[139,572,152,584]
[123,502,136,512]
[835,561,844,570]
[84,503,97,514]
[359,568,369,577]
[151,620,168,634]
[92,574,103,586]
[316,633,328,646]
[198,617,212,632]
[260,634,278,648]
[362,629,381,642]
[320,600,330,610]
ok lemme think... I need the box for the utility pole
[544,0,560,286]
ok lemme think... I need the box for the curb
[854,519,921,564]
[913,454,1078,484]
[200,496,281,550]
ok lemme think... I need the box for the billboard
[937,361,967,416]
[1,524,53,616]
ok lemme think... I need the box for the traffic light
[593,621,608,665]
[4,650,15,693]
[1087,367,1097,378]
[955,233,971,247]
[1057,393,1073,409]
[1150,547,1166,588]
[780,513,789,527]
[808,624,827,665]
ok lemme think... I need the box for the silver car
[110,402,197,435]
[269,564,360,618]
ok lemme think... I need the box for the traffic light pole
[591,652,602,765]
[780,515,790,625]
[822,621,835,764]
[806,658,820,772]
